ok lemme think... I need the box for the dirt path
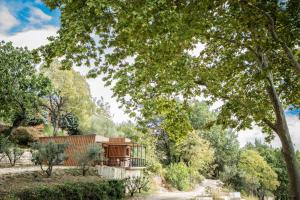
[0,166,75,175]
[140,180,222,200]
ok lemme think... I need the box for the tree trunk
[276,126,300,200]
[53,119,58,136]
[266,74,300,200]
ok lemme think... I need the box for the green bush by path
[9,180,125,200]
[164,162,191,191]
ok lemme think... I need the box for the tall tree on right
[41,0,300,197]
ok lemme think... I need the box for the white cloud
[0,5,19,33]
[35,0,43,4]
[28,7,52,25]
[0,25,57,49]
[238,115,300,150]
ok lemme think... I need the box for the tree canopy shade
[41,0,300,197]
[0,41,51,126]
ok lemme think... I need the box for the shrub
[175,131,215,176]
[31,141,68,177]
[0,125,11,137]
[75,144,104,176]
[4,146,24,166]
[0,136,10,162]
[60,113,81,135]
[11,180,125,200]
[238,150,279,198]
[125,176,150,197]
[164,162,190,191]
[11,127,41,146]
[0,136,24,166]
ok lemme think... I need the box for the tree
[189,101,240,178]
[238,150,279,199]
[0,136,24,166]
[42,92,67,136]
[31,141,68,177]
[145,117,180,166]
[42,61,94,132]
[125,176,149,197]
[164,162,191,191]
[246,140,295,200]
[0,41,51,127]
[0,136,10,162]
[75,144,103,176]
[117,122,163,174]
[60,113,81,135]
[41,0,300,197]
[89,98,122,137]
[4,145,24,167]
[175,131,214,176]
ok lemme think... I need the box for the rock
[229,192,241,200]
[195,197,213,200]
[214,196,230,200]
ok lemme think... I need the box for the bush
[0,136,10,162]
[0,136,24,166]
[11,127,41,146]
[0,125,11,137]
[238,150,279,198]
[75,144,104,176]
[4,146,24,166]
[31,141,68,177]
[60,113,81,135]
[175,131,215,176]
[11,180,125,200]
[164,162,191,191]
[125,176,150,197]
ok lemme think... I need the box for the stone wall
[96,165,142,179]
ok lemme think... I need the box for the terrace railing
[104,157,146,168]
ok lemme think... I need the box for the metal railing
[130,158,146,167]
[104,157,146,168]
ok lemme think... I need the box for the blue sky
[0,0,60,34]
[0,0,129,123]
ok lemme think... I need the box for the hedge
[9,180,125,200]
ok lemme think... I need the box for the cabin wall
[39,135,97,166]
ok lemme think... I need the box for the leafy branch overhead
[40,0,300,197]
[0,41,52,127]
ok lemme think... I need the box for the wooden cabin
[102,137,146,168]
[39,134,146,168]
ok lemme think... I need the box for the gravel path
[0,166,75,175]
[141,180,222,200]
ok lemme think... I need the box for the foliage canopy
[0,41,51,126]
[40,0,300,196]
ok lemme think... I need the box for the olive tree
[75,144,103,176]
[31,141,68,177]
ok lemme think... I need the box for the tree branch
[244,1,300,75]
[262,118,277,132]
